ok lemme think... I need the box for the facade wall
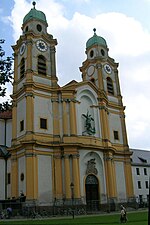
[0,119,12,147]
[34,96,53,134]
[0,159,5,199]
[79,150,107,204]
[109,112,123,144]
[17,98,26,137]
[115,161,127,201]
[38,154,53,204]
[18,156,26,195]
[132,165,149,202]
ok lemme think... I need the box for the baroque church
[0,2,134,209]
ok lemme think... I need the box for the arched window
[20,58,25,79]
[38,55,46,75]
[107,77,114,95]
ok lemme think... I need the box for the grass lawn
[0,210,148,225]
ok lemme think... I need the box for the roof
[0,110,12,119]
[86,28,107,49]
[23,2,47,24]
[130,148,150,165]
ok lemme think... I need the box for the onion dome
[86,28,107,49]
[23,1,47,24]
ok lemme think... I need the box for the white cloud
[9,0,150,149]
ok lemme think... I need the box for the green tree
[0,39,13,111]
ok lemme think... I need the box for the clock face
[36,40,48,52]
[104,64,112,74]
[20,43,26,55]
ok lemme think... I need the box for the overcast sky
[1,0,150,150]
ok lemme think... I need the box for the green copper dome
[86,28,107,49]
[23,2,47,24]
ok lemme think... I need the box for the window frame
[106,77,114,95]
[40,118,47,129]
[20,120,24,132]
[38,55,47,76]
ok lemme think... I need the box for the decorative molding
[86,158,98,175]
[96,63,102,69]
[25,93,34,97]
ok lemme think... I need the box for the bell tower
[12,2,58,144]
[11,2,58,201]
[80,28,128,148]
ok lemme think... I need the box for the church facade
[0,3,134,209]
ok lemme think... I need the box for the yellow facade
[9,3,135,209]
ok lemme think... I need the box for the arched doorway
[85,175,99,211]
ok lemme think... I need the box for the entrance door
[85,175,99,211]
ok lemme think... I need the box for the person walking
[120,205,127,223]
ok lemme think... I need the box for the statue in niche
[86,158,98,175]
[82,110,95,135]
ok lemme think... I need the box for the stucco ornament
[86,158,98,175]
[82,111,95,135]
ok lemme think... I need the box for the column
[54,154,63,199]
[120,113,128,147]
[62,101,68,136]
[11,155,18,198]
[50,46,56,76]
[72,154,80,199]
[104,153,117,198]
[70,101,77,136]
[26,40,32,71]
[97,63,104,90]
[13,52,18,92]
[26,152,38,200]
[99,106,110,141]
[26,94,34,133]
[52,100,60,137]
[64,155,71,199]
[12,101,17,141]
[124,159,134,198]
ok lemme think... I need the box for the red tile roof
[0,110,12,119]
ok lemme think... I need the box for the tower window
[38,55,46,75]
[40,118,47,129]
[20,58,25,78]
[25,26,28,32]
[90,50,94,58]
[113,130,119,140]
[37,24,42,32]
[20,120,24,132]
[107,77,114,95]
[101,49,105,56]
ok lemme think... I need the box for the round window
[37,24,42,32]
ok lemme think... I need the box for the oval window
[90,50,94,58]
[101,49,105,56]
[37,24,42,32]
